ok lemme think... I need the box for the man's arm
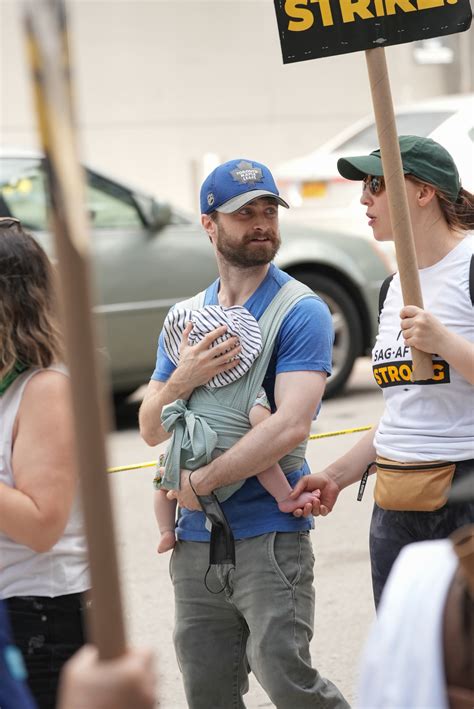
[168,370,327,508]
[139,323,241,446]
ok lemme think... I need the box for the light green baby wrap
[159,279,316,502]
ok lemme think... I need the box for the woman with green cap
[290,135,474,606]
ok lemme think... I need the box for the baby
[154,304,319,553]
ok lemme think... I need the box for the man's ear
[201,214,217,242]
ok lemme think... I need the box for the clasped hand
[165,468,339,518]
[166,469,202,511]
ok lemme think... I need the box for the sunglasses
[362,175,385,196]
[0,217,21,228]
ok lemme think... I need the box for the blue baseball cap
[200,159,289,215]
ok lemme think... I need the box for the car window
[85,171,144,228]
[0,159,48,230]
[0,158,144,230]
[337,111,455,153]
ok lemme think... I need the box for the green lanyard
[0,363,28,396]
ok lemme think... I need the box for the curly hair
[0,219,63,378]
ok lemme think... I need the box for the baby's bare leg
[154,486,177,553]
[250,404,320,514]
[257,465,320,513]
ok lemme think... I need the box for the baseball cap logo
[207,193,215,207]
[230,160,264,186]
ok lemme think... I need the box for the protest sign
[274,0,471,380]
[275,0,472,62]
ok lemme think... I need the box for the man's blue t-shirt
[152,263,333,541]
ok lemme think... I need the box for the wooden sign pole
[365,47,434,381]
[22,0,126,659]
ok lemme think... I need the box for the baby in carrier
[154,304,320,553]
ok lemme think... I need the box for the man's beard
[215,225,281,268]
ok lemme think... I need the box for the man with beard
[139,159,348,709]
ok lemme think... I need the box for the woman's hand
[400,305,448,355]
[400,305,474,384]
[289,471,341,517]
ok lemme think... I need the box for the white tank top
[0,366,90,598]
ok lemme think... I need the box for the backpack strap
[378,273,394,321]
[178,289,206,311]
[226,279,316,412]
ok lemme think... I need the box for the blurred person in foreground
[0,218,90,708]
[292,136,474,606]
[140,159,348,708]
[1,600,156,709]
[357,475,474,709]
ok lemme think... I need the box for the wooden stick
[450,525,474,598]
[22,0,126,659]
[365,47,434,381]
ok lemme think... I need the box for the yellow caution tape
[108,460,157,474]
[107,424,373,474]
[308,425,372,440]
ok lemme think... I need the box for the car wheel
[290,270,363,398]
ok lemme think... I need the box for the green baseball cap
[337,135,461,202]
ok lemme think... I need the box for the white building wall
[0,0,469,212]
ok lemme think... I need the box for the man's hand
[172,323,242,397]
[289,471,341,517]
[140,324,242,446]
[166,469,203,511]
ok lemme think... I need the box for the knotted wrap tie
[160,399,218,491]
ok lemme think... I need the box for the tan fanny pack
[374,456,456,512]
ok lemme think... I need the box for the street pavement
[107,358,383,707]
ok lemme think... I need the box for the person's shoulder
[23,367,69,402]
[16,368,71,435]
[287,290,330,319]
[463,234,474,260]
[271,267,324,302]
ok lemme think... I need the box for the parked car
[0,148,393,398]
[275,93,474,232]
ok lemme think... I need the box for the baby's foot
[157,531,176,554]
[153,465,166,490]
[278,490,320,514]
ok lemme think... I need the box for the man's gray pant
[170,531,349,709]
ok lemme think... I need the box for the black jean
[369,458,474,608]
[6,592,88,709]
